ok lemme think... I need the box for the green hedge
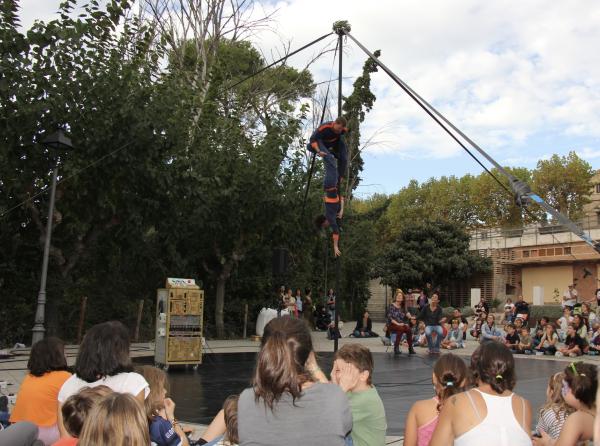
[529,305,563,321]
[442,306,475,318]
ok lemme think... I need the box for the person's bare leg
[200,409,226,442]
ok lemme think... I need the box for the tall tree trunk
[215,274,227,338]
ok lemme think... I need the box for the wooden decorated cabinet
[155,278,204,370]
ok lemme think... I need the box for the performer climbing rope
[310,116,348,257]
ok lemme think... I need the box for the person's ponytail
[433,353,469,411]
[253,317,312,410]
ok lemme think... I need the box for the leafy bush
[529,305,563,322]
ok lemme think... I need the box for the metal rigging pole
[332,20,350,352]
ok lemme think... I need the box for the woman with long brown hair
[387,289,415,355]
[237,316,352,445]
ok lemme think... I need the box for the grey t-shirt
[238,382,352,446]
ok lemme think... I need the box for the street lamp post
[31,129,73,345]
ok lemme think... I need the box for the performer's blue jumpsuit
[307,122,348,242]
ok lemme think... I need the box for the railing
[470,216,600,242]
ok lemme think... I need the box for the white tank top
[454,389,532,446]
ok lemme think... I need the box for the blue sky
[22,0,600,196]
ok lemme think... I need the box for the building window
[539,249,546,256]
[596,184,600,193]
[523,250,530,258]
[555,247,563,255]
[564,246,572,255]
[531,250,538,257]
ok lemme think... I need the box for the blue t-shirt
[150,416,182,446]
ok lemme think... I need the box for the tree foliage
[373,220,491,291]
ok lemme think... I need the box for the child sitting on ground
[469,312,485,341]
[331,344,387,446]
[138,365,190,446]
[588,321,600,355]
[441,319,464,349]
[416,321,428,347]
[557,324,585,357]
[516,327,533,354]
[532,326,544,349]
[504,323,520,352]
[534,372,573,440]
[54,386,113,446]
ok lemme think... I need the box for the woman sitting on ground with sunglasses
[534,361,597,446]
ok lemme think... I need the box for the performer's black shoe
[393,346,401,355]
[408,347,416,355]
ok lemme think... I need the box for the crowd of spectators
[4,279,600,446]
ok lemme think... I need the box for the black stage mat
[136,352,565,436]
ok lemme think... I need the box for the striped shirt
[536,406,569,439]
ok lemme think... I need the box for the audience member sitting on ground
[514,317,524,333]
[331,344,387,446]
[138,365,190,446]
[387,290,415,355]
[557,307,573,341]
[589,321,600,355]
[54,385,112,446]
[441,319,464,350]
[504,323,520,352]
[10,337,71,445]
[572,314,588,340]
[0,421,43,446]
[503,298,515,323]
[534,361,597,446]
[213,395,239,446]
[534,372,574,441]
[516,327,533,354]
[452,308,469,341]
[474,300,488,319]
[513,295,530,324]
[580,302,596,330]
[480,314,503,343]
[315,305,331,331]
[430,341,532,446]
[536,324,559,356]
[352,310,378,338]
[78,392,150,446]
[57,321,149,437]
[415,321,428,347]
[404,353,468,446]
[557,324,585,357]
[237,316,352,446]
[418,292,445,355]
[469,312,485,341]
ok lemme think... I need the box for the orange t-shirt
[10,370,72,426]
[52,437,78,446]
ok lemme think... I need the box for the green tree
[532,152,593,220]
[372,220,490,294]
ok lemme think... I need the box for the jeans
[425,325,444,352]
[308,141,345,193]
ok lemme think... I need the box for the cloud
[250,0,600,162]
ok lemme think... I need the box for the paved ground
[1,320,598,445]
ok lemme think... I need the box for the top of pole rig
[333,20,351,35]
